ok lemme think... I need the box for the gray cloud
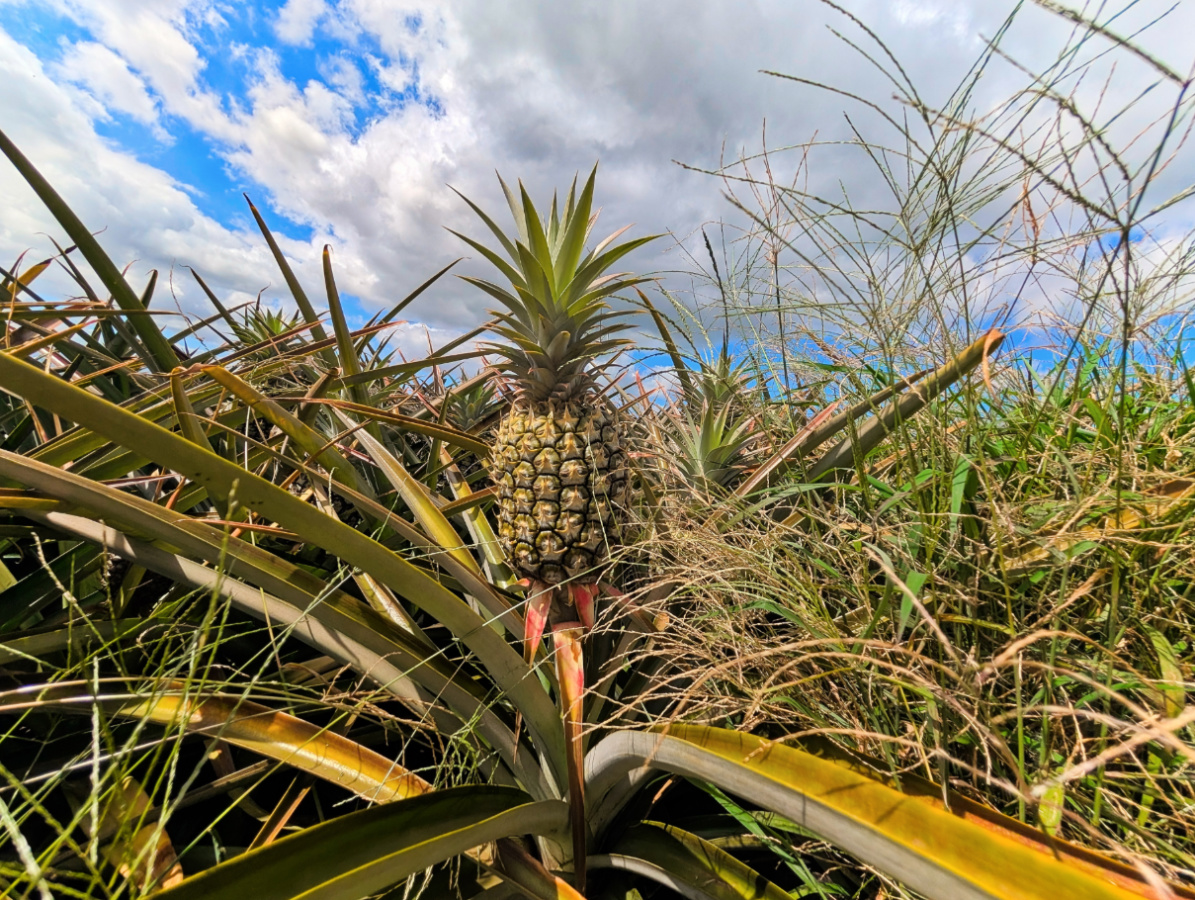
[2,0,1192,344]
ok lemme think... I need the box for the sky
[1,0,1193,359]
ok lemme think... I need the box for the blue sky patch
[0,2,88,61]
[1,0,440,248]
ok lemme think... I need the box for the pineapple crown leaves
[664,364,761,490]
[450,164,661,402]
[655,343,762,489]
[670,401,760,489]
[694,345,760,410]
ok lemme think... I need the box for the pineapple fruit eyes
[491,403,628,584]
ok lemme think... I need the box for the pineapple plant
[452,166,658,621]
[452,168,659,883]
[5,8,1193,888]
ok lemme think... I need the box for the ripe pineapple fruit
[452,166,658,588]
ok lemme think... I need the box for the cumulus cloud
[1,0,1193,346]
[0,26,319,324]
[55,40,161,129]
[274,0,328,45]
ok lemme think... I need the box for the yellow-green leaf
[599,823,790,900]
[148,787,567,900]
[586,725,1178,900]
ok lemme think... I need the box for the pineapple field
[0,4,1192,900]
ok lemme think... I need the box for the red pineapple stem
[553,623,587,892]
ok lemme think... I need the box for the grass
[633,336,1195,884]
[620,1,1195,892]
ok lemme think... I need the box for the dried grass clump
[627,346,1195,880]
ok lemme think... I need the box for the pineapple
[455,167,656,889]
[452,166,657,588]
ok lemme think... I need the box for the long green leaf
[244,195,336,368]
[148,788,567,900]
[0,127,181,372]
[636,289,696,406]
[0,356,565,791]
[585,725,1183,900]
[596,822,790,900]
[336,350,484,390]
[307,399,490,457]
[0,618,146,665]
[7,684,432,802]
[351,425,482,577]
[201,364,374,501]
[802,330,1005,486]
[9,498,549,798]
[321,246,363,382]
[373,257,463,329]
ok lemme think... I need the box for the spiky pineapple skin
[492,399,628,585]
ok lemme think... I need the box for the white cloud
[0,26,327,326]
[2,0,1194,347]
[49,0,240,142]
[274,0,327,46]
[55,40,161,129]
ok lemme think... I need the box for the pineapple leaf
[168,370,216,455]
[587,726,1155,900]
[375,256,462,328]
[4,463,549,795]
[321,245,363,382]
[553,165,598,289]
[498,172,530,248]
[350,423,483,577]
[517,182,558,294]
[147,789,568,900]
[0,350,568,788]
[336,350,484,389]
[244,196,336,369]
[601,823,791,900]
[802,329,1005,486]
[186,266,239,331]
[201,364,375,502]
[562,235,661,304]
[301,399,490,457]
[0,127,181,373]
[447,229,527,289]
[637,289,698,406]
[111,689,431,802]
[450,185,520,261]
